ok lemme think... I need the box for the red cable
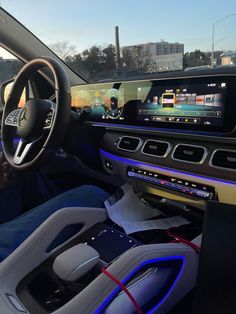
[166,228,201,253]
[101,267,143,314]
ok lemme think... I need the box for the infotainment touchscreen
[71,75,236,133]
[137,81,227,128]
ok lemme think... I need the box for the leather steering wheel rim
[1,56,71,170]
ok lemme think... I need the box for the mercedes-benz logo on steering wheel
[19,107,30,127]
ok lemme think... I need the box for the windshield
[2,0,236,82]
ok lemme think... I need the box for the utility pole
[211,13,236,68]
[115,26,121,69]
[211,23,215,67]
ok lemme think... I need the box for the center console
[127,166,216,200]
[7,189,202,314]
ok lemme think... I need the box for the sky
[1,0,236,58]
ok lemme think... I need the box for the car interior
[0,4,236,314]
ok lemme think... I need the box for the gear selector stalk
[53,243,100,282]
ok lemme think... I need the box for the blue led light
[100,149,236,186]
[95,255,185,314]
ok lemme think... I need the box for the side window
[0,46,26,106]
[0,46,23,85]
[0,47,24,133]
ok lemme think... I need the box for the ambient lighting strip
[100,149,236,187]
[95,256,185,314]
[101,267,143,314]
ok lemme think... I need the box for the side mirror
[0,78,28,107]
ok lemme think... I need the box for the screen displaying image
[71,86,124,120]
[137,81,227,127]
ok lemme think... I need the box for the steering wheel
[1,57,71,170]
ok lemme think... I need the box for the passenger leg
[0,185,109,261]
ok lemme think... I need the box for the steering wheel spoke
[5,109,21,127]
[13,139,38,165]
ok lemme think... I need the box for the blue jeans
[0,171,62,223]
[0,185,109,262]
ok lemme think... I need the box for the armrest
[54,243,199,314]
[0,206,107,313]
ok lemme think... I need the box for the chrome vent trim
[172,144,208,164]
[210,149,236,171]
[117,136,142,152]
[141,140,172,158]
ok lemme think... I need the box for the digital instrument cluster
[71,85,124,120]
[71,74,236,134]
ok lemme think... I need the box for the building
[220,52,236,65]
[150,53,183,73]
[150,41,184,55]
[122,41,184,73]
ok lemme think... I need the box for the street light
[211,13,236,67]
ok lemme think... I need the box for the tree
[122,48,134,69]
[122,46,151,73]
[65,53,90,79]
[49,41,152,81]
[183,49,223,68]
[48,41,76,60]
[102,44,116,70]
[81,46,104,79]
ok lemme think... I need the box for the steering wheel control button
[127,167,215,200]
[44,109,54,129]
[5,109,21,126]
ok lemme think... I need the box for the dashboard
[71,74,236,134]
[70,70,236,208]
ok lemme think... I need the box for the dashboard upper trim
[88,122,236,141]
[76,72,236,87]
